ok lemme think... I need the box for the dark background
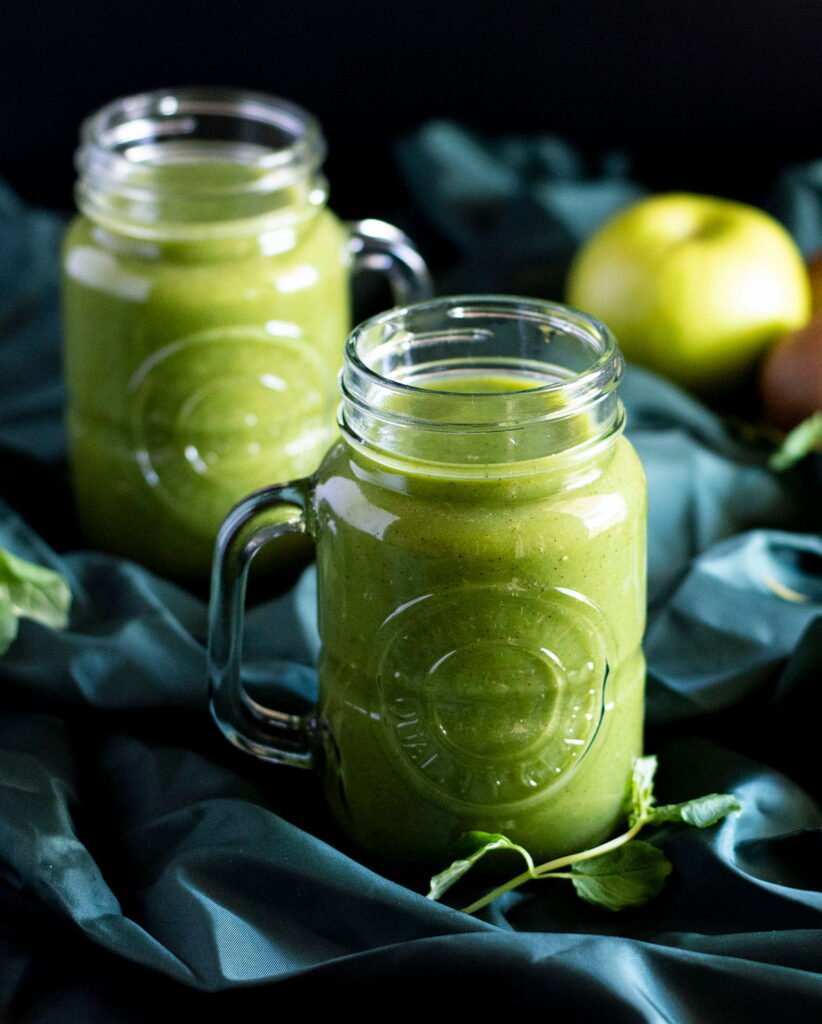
[3,0,822,225]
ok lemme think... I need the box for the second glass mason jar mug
[209,296,647,868]
[62,88,431,580]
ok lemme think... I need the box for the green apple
[566,193,811,391]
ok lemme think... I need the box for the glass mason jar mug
[209,296,647,867]
[62,88,431,580]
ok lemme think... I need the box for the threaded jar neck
[339,296,625,475]
[75,87,328,240]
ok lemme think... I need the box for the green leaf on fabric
[649,793,741,828]
[769,412,822,471]
[429,755,741,915]
[629,755,658,825]
[0,591,19,654]
[0,548,71,654]
[427,831,535,901]
[571,841,672,911]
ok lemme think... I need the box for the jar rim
[78,86,326,193]
[339,295,625,471]
[74,87,328,238]
[345,294,620,404]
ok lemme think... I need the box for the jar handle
[208,481,318,769]
[348,218,433,303]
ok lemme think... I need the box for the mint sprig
[0,547,72,654]
[427,756,741,914]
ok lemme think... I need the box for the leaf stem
[459,867,541,915]
[459,816,647,914]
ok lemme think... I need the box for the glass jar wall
[62,88,430,580]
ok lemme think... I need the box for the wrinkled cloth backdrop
[0,129,821,1021]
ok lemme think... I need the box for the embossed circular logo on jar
[129,325,334,526]
[376,584,610,810]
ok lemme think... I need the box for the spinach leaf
[629,754,658,825]
[650,793,741,829]
[769,412,822,471]
[427,831,535,901]
[571,841,672,911]
[0,591,17,654]
[0,548,71,654]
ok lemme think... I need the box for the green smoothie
[311,371,646,867]
[62,190,350,579]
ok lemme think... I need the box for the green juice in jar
[208,297,647,869]
[62,89,429,580]
[63,197,350,578]
[314,370,645,865]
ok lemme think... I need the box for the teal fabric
[772,156,822,256]
[396,121,647,296]
[1,135,821,1020]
